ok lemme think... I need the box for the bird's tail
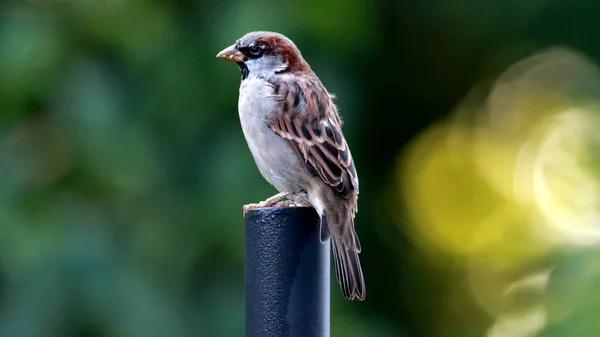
[330,228,365,301]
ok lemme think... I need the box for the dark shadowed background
[1,0,600,336]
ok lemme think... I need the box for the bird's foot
[273,200,303,207]
[242,191,290,216]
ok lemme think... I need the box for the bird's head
[216,31,311,80]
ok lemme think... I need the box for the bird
[216,31,365,300]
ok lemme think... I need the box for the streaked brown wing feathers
[266,77,358,198]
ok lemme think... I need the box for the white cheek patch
[244,55,287,77]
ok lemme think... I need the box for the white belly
[238,78,305,193]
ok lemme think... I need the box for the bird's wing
[265,77,359,198]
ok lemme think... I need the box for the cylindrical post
[245,207,330,337]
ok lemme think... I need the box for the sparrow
[217,31,365,300]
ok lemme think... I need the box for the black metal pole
[245,207,330,337]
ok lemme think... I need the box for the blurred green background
[2,0,600,336]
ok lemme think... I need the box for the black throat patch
[237,62,249,80]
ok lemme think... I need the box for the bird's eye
[249,45,262,56]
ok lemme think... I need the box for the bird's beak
[216,44,244,62]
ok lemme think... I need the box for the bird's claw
[242,199,280,217]
[242,203,262,217]
[242,192,301,216]
[273,200,302,207]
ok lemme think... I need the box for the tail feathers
[332,239,365,301]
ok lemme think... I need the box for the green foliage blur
[1,0,600,336]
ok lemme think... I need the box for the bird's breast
[238,78,304,192]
